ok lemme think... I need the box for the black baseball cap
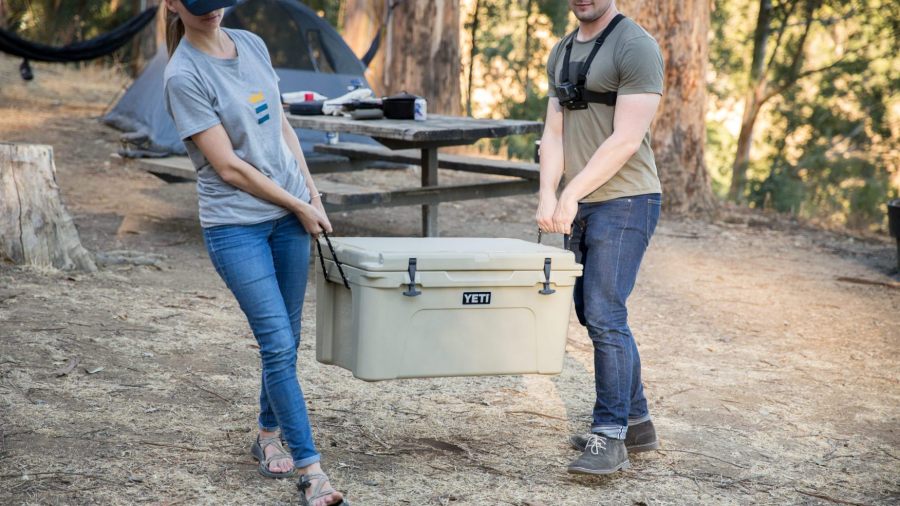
[182,0,236,16]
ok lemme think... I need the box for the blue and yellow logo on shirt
[249,91,269,125]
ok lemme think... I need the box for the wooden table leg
[421,147,439,237]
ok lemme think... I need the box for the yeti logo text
[462,292,491,305]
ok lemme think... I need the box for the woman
[162,1,347,504]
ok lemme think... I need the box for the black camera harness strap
[560,13,627,107]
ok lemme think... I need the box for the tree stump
[0,143,96,272]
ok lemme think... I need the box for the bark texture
[341,0,387,96]
[345,0,462,115]
[618,0,716,213]
[0,143,96,271]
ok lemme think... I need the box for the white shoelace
[586,434,608,455]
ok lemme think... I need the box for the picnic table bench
[113,152,380,183]
[112,153,404,209]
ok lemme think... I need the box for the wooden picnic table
[286,113,543,237]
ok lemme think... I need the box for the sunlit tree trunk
[130,0,162,76]
[728,0,823,204]
[383,0,461,115]
[523,0,534,99]
[465,0,480,116]
[341,0,386,95]
[731,85,767,203]
[618,0,716,213]
[729,0,772,203]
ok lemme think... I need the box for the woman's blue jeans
[202,213,320,468]
[568,194,661,440]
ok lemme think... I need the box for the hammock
[0,7,156,64]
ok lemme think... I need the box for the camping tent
[104,0,370,157]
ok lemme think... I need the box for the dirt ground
[1,56,898,506]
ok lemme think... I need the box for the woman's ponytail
[165,8,185,59]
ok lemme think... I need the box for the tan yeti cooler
[315,237,582,381]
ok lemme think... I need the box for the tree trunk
[341,0,387,96]
[728,0,773,203]
[381,0,461,115]
[617,0,716,213]
[130,0,163,76]
[465,0,480,117]
[0,144,96,272]
[730,84,766,203]
[523,0,534,98]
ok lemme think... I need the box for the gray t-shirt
[164,28,309,228]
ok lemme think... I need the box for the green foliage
[464,0,569,160]
[1,0,343,53]
[706,121,738,197]
[708,0,749,92]
[304,0,342,28]
[494,88,545,160]
[710,0,899,230]
[4,0,133,44]
[535,0,571,35]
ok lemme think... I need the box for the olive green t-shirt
[547,17,664,202]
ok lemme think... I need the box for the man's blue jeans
[568,193,661,440]
[202,213,320,468]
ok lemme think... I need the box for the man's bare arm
[550,93,661,233]
[536,97,565,232]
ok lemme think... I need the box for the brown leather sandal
[250,434,297,479]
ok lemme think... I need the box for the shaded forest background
[0,0,897,231]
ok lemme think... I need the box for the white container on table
[315,237,582,381]
[413,98,427,121]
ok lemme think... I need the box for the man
[537,0,664,475]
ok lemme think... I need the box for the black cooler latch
[539,257,556,295]
[403,257,421,297]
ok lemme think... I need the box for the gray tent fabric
[104,47,183,154]
[104,0,371,157]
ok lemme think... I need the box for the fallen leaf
[54,357,80,377]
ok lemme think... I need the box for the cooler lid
[321,237,580,272]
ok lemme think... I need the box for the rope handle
[315,231,351,290]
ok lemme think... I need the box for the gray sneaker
[567,434,630,475]
[569,420,659,453]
